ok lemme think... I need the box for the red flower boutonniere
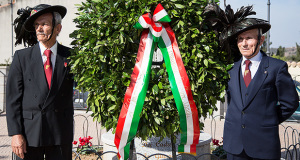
[64,62,68,67]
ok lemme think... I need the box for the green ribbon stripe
[178,145,185,153]
[158,37,188,145]
[124,32,155,160]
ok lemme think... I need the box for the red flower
[83,137,87,142]
[212,139,220,146]
[75,136,93,148]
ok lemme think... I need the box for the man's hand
[11,134,27,159]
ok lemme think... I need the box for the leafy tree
[284,43,300,62]
[69,0,231,140]
[276,46,285,57]
[296,43,300,57]
[289,43,300,61]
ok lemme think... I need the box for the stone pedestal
[101,131,211,160]
[101,131,119,160]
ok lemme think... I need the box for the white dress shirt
[39,41,57,72]
[241,51,262,79]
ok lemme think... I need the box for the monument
[102,130,211,160]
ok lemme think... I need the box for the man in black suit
[6,4,74,160]
[204,4,299,160]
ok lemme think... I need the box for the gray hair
[53,12,62,26]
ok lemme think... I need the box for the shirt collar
[242,51,262,67]
[39,41,58,56]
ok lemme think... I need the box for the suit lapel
[244,53,269,108]
[230,60,244,108]
[43,44,68,108]
[30,44,49,103]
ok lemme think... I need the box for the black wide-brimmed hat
[203,3,270,43]
[226,18,271,40]
[24,4,67,31]
[202,3,271,61]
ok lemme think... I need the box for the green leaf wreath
[69,0,232,140]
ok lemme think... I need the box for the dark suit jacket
[223,51,299,159]
[6,43,74,147]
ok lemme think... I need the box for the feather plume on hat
[14,7,37,47]
[202,2,270,61]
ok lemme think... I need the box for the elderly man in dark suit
[204,3,299,160]
[6,4,74,160]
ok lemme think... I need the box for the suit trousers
[14,144,72,160]
[227,150,280,160]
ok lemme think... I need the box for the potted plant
[72,136,103,159]
[211,138,227,159]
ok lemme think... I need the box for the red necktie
[244,60,251,87]
[44,49,53,89]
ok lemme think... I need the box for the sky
[219,0,300,48]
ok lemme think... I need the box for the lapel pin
[64,62,67,67]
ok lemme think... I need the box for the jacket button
[41,110,46,115]
[242,124,245,128]
[242,111,245,115]
[245,93,248,96]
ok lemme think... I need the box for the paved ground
[0,113,11,160]
[0,110,107,160]
[0,111,299,160]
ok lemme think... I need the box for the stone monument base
[101,131,211,160]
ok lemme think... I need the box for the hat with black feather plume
[202,1,271,60]
[13,4,67,47]
[14,7,37,47]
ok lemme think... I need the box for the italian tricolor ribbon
[114,4,200,160]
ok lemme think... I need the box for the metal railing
[72,114,224,160]
[280,124,300,160]
[12,113,299,159]
[72,150,223,160]
[0,70,7,114]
